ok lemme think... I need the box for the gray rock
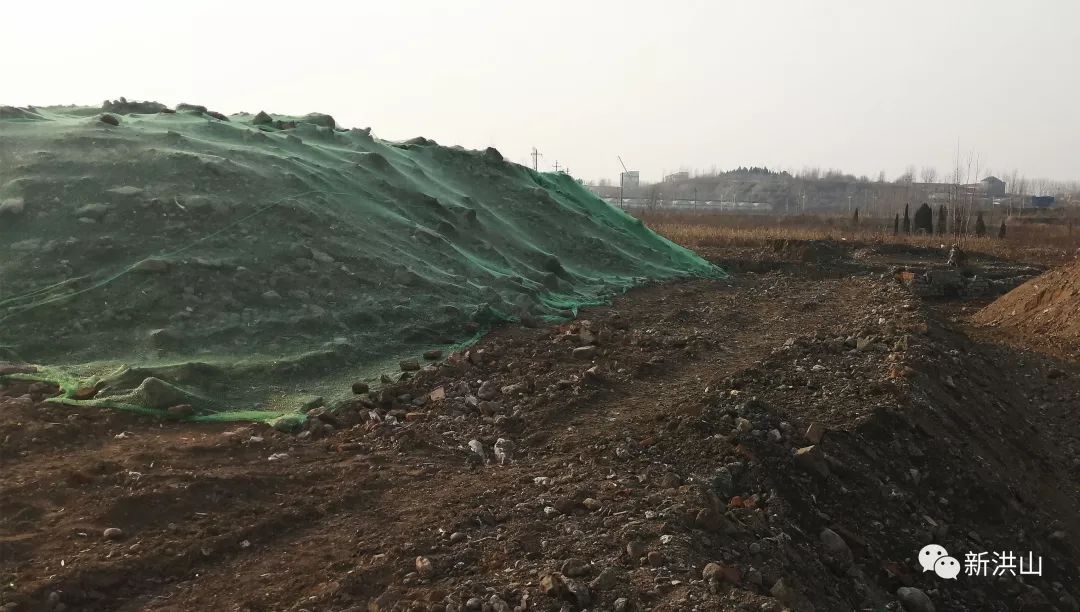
[0,198,25,216]
[103,527,124,540]
[166,404,195,418]
[896,587,935,612]
[589,566,622,591]
[794,445,830,478]
[561,558,589,577]
[712,467,735,497]
[468,439,486,462]
[501,382,528,395]
[128,377,204,410]
[75,203,111,219]
[625,540,648,559]
[566,579,591,608]
[493,438,515,465]
[572,345,597,359]
[819,528,853,566]
[477,380,499,400]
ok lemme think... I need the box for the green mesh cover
[0,106,724,419]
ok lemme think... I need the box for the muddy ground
[2,241,1079,612]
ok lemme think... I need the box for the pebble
[415,556,435,578]
[539,572,569,598]
[702,562,724,581]
[103,527,124,540]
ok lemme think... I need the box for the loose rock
[896,586,935,612]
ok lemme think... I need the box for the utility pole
[553,161,561,172]
[617,156,630,209]
[530,147,542,171]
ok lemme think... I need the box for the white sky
[3,0,1077,183]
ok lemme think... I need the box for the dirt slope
[2,245,1079,612]
[974,259,1080,357]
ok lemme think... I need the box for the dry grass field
[641,210,1080,266]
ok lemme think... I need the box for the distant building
[620,171,640,188]
[979,176,1006,198]
[664,171,690,183]
[1031,195,1056,209]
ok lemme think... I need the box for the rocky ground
[2,241,1079,612]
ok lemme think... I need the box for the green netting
[0,106,725,419]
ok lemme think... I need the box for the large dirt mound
[0,103,720,418]
[974,258,1080,348]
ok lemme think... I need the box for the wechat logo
[919,544,960,579]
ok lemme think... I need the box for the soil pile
[974,258,1080,351]
[4,242,1079,611]
[0,102,720,419]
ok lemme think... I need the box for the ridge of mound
[974,258,1080,348]
[0,105,722,418]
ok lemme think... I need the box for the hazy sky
[3,1,1077,183]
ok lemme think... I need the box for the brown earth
[975,258,1080,359]
[2,242,1079,612]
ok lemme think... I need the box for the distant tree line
[888,202,1006,239]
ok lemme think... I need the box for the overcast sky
[3,0,1076,183]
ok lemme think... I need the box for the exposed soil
[975,258,1080,359]
[2,242,1079,612]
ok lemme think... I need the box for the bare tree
[920,166,938,184]
[895,169,915,184]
